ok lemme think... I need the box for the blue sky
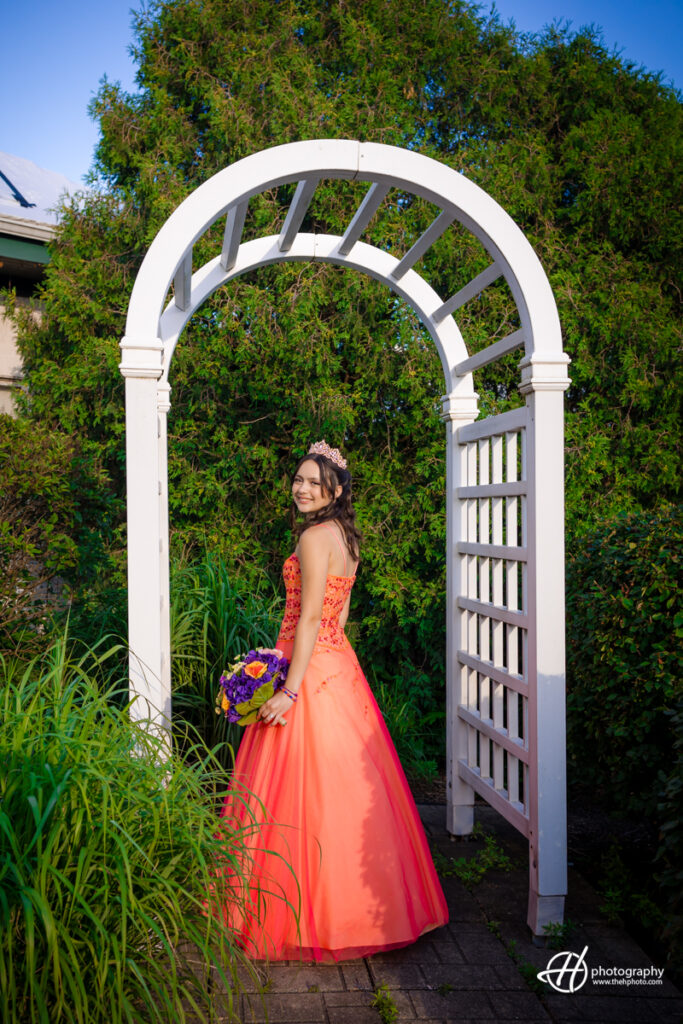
[2,0,681,185]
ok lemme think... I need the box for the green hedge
[565,504,682,816]
[0,415,111,656]
[655,697,683,975]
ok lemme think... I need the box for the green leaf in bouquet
[234,679,275,723]
[236,708,260,725]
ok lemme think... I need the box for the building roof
[0,152,82,242]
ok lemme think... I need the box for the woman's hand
[258,688,296,726]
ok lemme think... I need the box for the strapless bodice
[277,553,356,650]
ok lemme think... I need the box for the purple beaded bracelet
[282,686,298,702]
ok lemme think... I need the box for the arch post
[119,335,171,751]
[441,390,479,835]
[519,352,571,933]
[157,382,172,735]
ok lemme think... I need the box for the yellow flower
[244,660,268,679]
[221,694,229,711]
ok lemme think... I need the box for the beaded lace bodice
[278,553,356,650]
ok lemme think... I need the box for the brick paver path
[192,804,683,1023]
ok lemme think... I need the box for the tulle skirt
[217,637,448,961]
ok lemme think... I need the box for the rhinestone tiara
[307,439,347,469]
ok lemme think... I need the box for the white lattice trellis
[120,139,570,934]
[456,408,530,835]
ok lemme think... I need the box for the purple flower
[215,647,290,726]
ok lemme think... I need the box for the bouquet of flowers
[215,648,290,726]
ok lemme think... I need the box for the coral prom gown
[220,526,448,961]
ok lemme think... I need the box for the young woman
[221,441,447,961]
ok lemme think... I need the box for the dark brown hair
[289,452,362,562]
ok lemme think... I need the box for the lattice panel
[456,407,529,836]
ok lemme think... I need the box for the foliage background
[1,0,681,868]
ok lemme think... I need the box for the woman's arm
[258,526,329,724]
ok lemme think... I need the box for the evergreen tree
[4,0,682,705]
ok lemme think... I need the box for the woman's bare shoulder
[298,524,333,558]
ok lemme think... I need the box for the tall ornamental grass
[170,554,283,766]
[0,631,265,1024]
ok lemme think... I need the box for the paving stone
[451,926,507,965]
[543,992,666,1022]
[537,998,586,1024]
[325,1003,380,1024]
[440,877,486,921]
[486,989,551,1020]
[449,922,504,943]
[180,983,246,1021]
[419,805,450,833]
[420,963,504,990]
[475,874,530,924]
[431,939,467,964]
[368,961,426,989]
[261,962,345,992]
[635,977,683,1000]
[380,988,416,1019]
[655,997,683,1023]
[328,988,408,1012]
[495,922,551,971]
[415,961,451,986]
[324,990,376,1006]
[580,923,660,967]
[492,961,533,990]
[369,939,441,964]
[326,987,417,1020]
[340,961,374,990]
[409,987,493,1019]
[234,962,272,993]
[240,990,325,1022]
[611,994,671,1022]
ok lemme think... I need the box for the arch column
[519,352,571,933]
[440,390,479,834]
[157,382,172,734]
[119,335,170,749]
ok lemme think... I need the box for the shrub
[0,416,110,657]
[565,504,682,816]
[655,698,683,976]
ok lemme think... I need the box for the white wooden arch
[120,139,570,934]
